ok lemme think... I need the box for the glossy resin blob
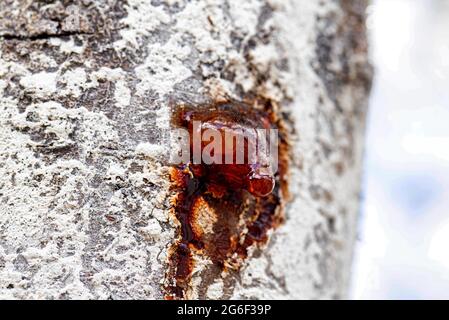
[165,98,290,299]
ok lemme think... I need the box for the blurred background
[351,0,449,299]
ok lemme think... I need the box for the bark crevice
[0,31,94,41]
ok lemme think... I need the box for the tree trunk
[0,0,372,299]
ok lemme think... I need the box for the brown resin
[165,98,289,299]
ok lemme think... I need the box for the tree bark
[0,0,372,299]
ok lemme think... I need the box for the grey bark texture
[0,0,372,299]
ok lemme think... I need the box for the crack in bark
[0,31,94,41]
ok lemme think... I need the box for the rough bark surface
[0,0,372,299]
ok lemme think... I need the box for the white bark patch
[114,0,171,50]
[50,38,85,55]
[19,71,58,98]
[206,279,224,299]
[134,40,192,96]
[114,80,131,108]
[59,68,88,98]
